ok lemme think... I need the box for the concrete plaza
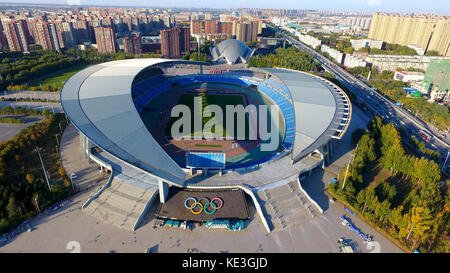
[0,105,403,253]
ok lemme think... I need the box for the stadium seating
[132,73,295,162]
[132,75,172,113]
[253,78,295,150]
[187,152,226,169]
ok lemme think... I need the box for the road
[277,29,449,166]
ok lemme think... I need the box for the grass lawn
[362,161,416,207]
[29,64,90,89]
[165,93,250,138]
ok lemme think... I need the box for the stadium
[60,43,351,232]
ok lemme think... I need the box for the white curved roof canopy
[61,59,197,186]
[61,59,351,187]
[261,68,352,162]
[210,39,255,64]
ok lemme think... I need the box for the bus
[419,130,432,140]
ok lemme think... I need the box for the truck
[337,237,354,253]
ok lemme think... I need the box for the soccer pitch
[165,93,250,139]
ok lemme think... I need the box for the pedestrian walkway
[256,180,320,231]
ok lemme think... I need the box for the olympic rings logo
[185,197,223,215]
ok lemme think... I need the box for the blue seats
[132,75,171,113]
[187,152,225,168]
[256,79,295,150]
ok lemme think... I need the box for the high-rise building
[427,19,450,57]
[218,22,233,37]
[347,17,372,30]
[368,13,450,57]
[55,21,76,49]
[72,20,92,43]
[2,20,31,52]
[34,22,63,51]
[191,19,234,40]
[235,22,253,42]
[123,34,142,55]
[160,27,190,58]
[0,23,8,49]
[94,26,118,53]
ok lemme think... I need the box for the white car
[70,173,77,180]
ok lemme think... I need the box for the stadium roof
[210,39,255,65]
[61,59,205,187]
[261,68,351,162]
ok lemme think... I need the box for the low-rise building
[296,33,321,49]
[350,39,383,50]
[321,44,343,63]
[365,55,450,72]
[393,71,425,82]
[421,59,449,101]
[343,54,367,68]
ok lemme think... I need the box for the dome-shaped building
[210,39,255,65]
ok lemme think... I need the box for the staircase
[256,180,320,231]
[83,177,157,230]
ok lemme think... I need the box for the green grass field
[165,93,250,138]
[29,64,90,89]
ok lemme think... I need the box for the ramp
[83,176,158,230]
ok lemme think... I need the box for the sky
[2,0,450,15]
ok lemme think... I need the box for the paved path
[60,123,107,192]
[0,108,403,253]
[0,115,43,143]
[0,101,63,113]
[1,91,60,101]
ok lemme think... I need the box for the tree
[375,199,391,223]
[389,205,404,230]
[409,206,434,249]
[58,167,66,178]
[6,196,21,217]
[356,189,366,210]
[364,188,377,214]
[355,133,376,162]
[424,50,440,56]
[343,47,354,54]
[26,173,35,184]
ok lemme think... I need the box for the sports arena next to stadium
[61,39,352,232]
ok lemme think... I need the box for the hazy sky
[3,0,450,14]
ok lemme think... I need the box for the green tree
[26,173,35,184]
[6,196,21,217]
[409,206,434,249]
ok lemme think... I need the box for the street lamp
[342,144,358,190]
[34,146,51,190]
[407,224,414,241]
[70,176,75,191]
[34,197,40,212]
[443,150,450,170]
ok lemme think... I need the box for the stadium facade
[60,58,351,231]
